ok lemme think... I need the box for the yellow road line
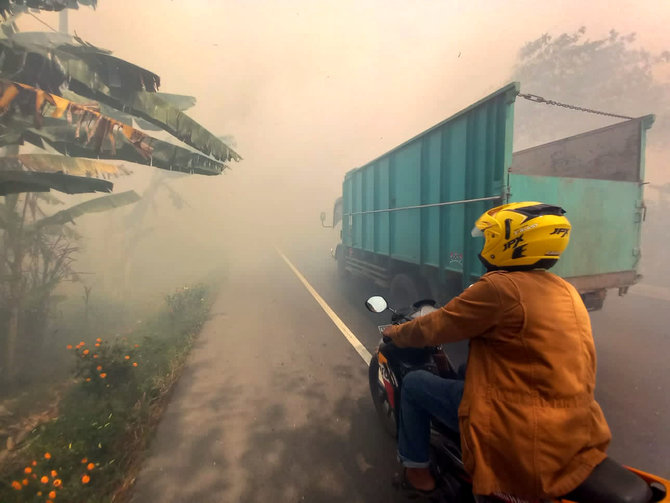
[277,249,372,365]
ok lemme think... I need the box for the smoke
[15,0,669,302]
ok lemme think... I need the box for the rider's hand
[382,326,395,339]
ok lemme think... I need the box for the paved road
[132,238,669,502]
[131,246,405,503]
[277,238,670,477]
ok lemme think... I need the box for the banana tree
[0,2,242,385]
[0,189,138,382]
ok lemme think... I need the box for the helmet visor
[471,226,484,238]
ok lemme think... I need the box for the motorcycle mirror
[365,296,388,313]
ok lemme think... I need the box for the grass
[0,283,213,503]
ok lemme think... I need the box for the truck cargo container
[323,82,654,311]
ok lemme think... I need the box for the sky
[16,0,670,282]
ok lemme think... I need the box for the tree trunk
[4,304,19,382]
[2,194,28,383]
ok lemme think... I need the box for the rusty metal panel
[510,116,655,182]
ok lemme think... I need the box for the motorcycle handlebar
[391,313,412,324]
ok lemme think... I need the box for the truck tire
[581,289,607,311]
[389,273,431,311]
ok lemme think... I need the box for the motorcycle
[365,295,670,503]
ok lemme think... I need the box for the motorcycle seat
[563,457,652,503]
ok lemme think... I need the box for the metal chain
[517,93,634,120]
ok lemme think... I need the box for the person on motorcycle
[383,201,611,500]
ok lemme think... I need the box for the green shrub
[1,283,212,503]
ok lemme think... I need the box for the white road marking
[277,249,372,365]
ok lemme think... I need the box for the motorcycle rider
[383,201,611,500]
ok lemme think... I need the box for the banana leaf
[59,89,186,132]
[83,92,196,131]
[153,93,197,112]
[0,33,241,162]
[0,169,112,194]
[0,154,129,178]
[0,79,227,175]
[0,33,159,93]
[0,0,96,19]
[32,189,139,229]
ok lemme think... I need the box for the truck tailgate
[509,115,654,291]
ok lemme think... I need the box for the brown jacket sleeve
[387,275,502,347]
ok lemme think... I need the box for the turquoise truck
[323,83,654,311]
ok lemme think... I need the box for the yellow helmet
[472,201,571,270]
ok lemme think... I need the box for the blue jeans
[398,370,465,468]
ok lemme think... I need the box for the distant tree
[511,28,670,149]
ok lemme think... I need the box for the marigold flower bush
[0,284,211,503]
[71,336,141,397]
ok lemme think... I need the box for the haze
[4,2,668,498]
[21,0,670,259]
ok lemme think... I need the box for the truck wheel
[581,290,607,311]
[389,273,430,310]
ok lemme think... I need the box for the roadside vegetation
[0,283,213,503]
[0,4,235,500]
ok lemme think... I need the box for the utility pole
[59,9,68,34]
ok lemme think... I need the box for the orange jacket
[387,270,611,499]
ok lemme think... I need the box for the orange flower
[66,344,73,350]
[32,460,37,466]
[87,462,95,470]
[81,474,90,484]
[93,354,99,359]
[49,490,57,498]
[41,475,49,483]
[81,458,88,464]
[24,467,32,474]
[38,491,43,496]
[133,362,138,367]
[95,343,101,347]
[11,480,22,490]
[100,373,107,379]
[83,349,90,355]
[44,452,51,459]
[32,473,37,479]
[79,341,85,346]
[134,344,139,348]
[96,365,102,371]
[86,378,91,382]
[96,338,102,342]
[22,478,28,486]
[47,500,54,503]
[51,470,58,477]
[125,355,130,360]
[53,479,62,487]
